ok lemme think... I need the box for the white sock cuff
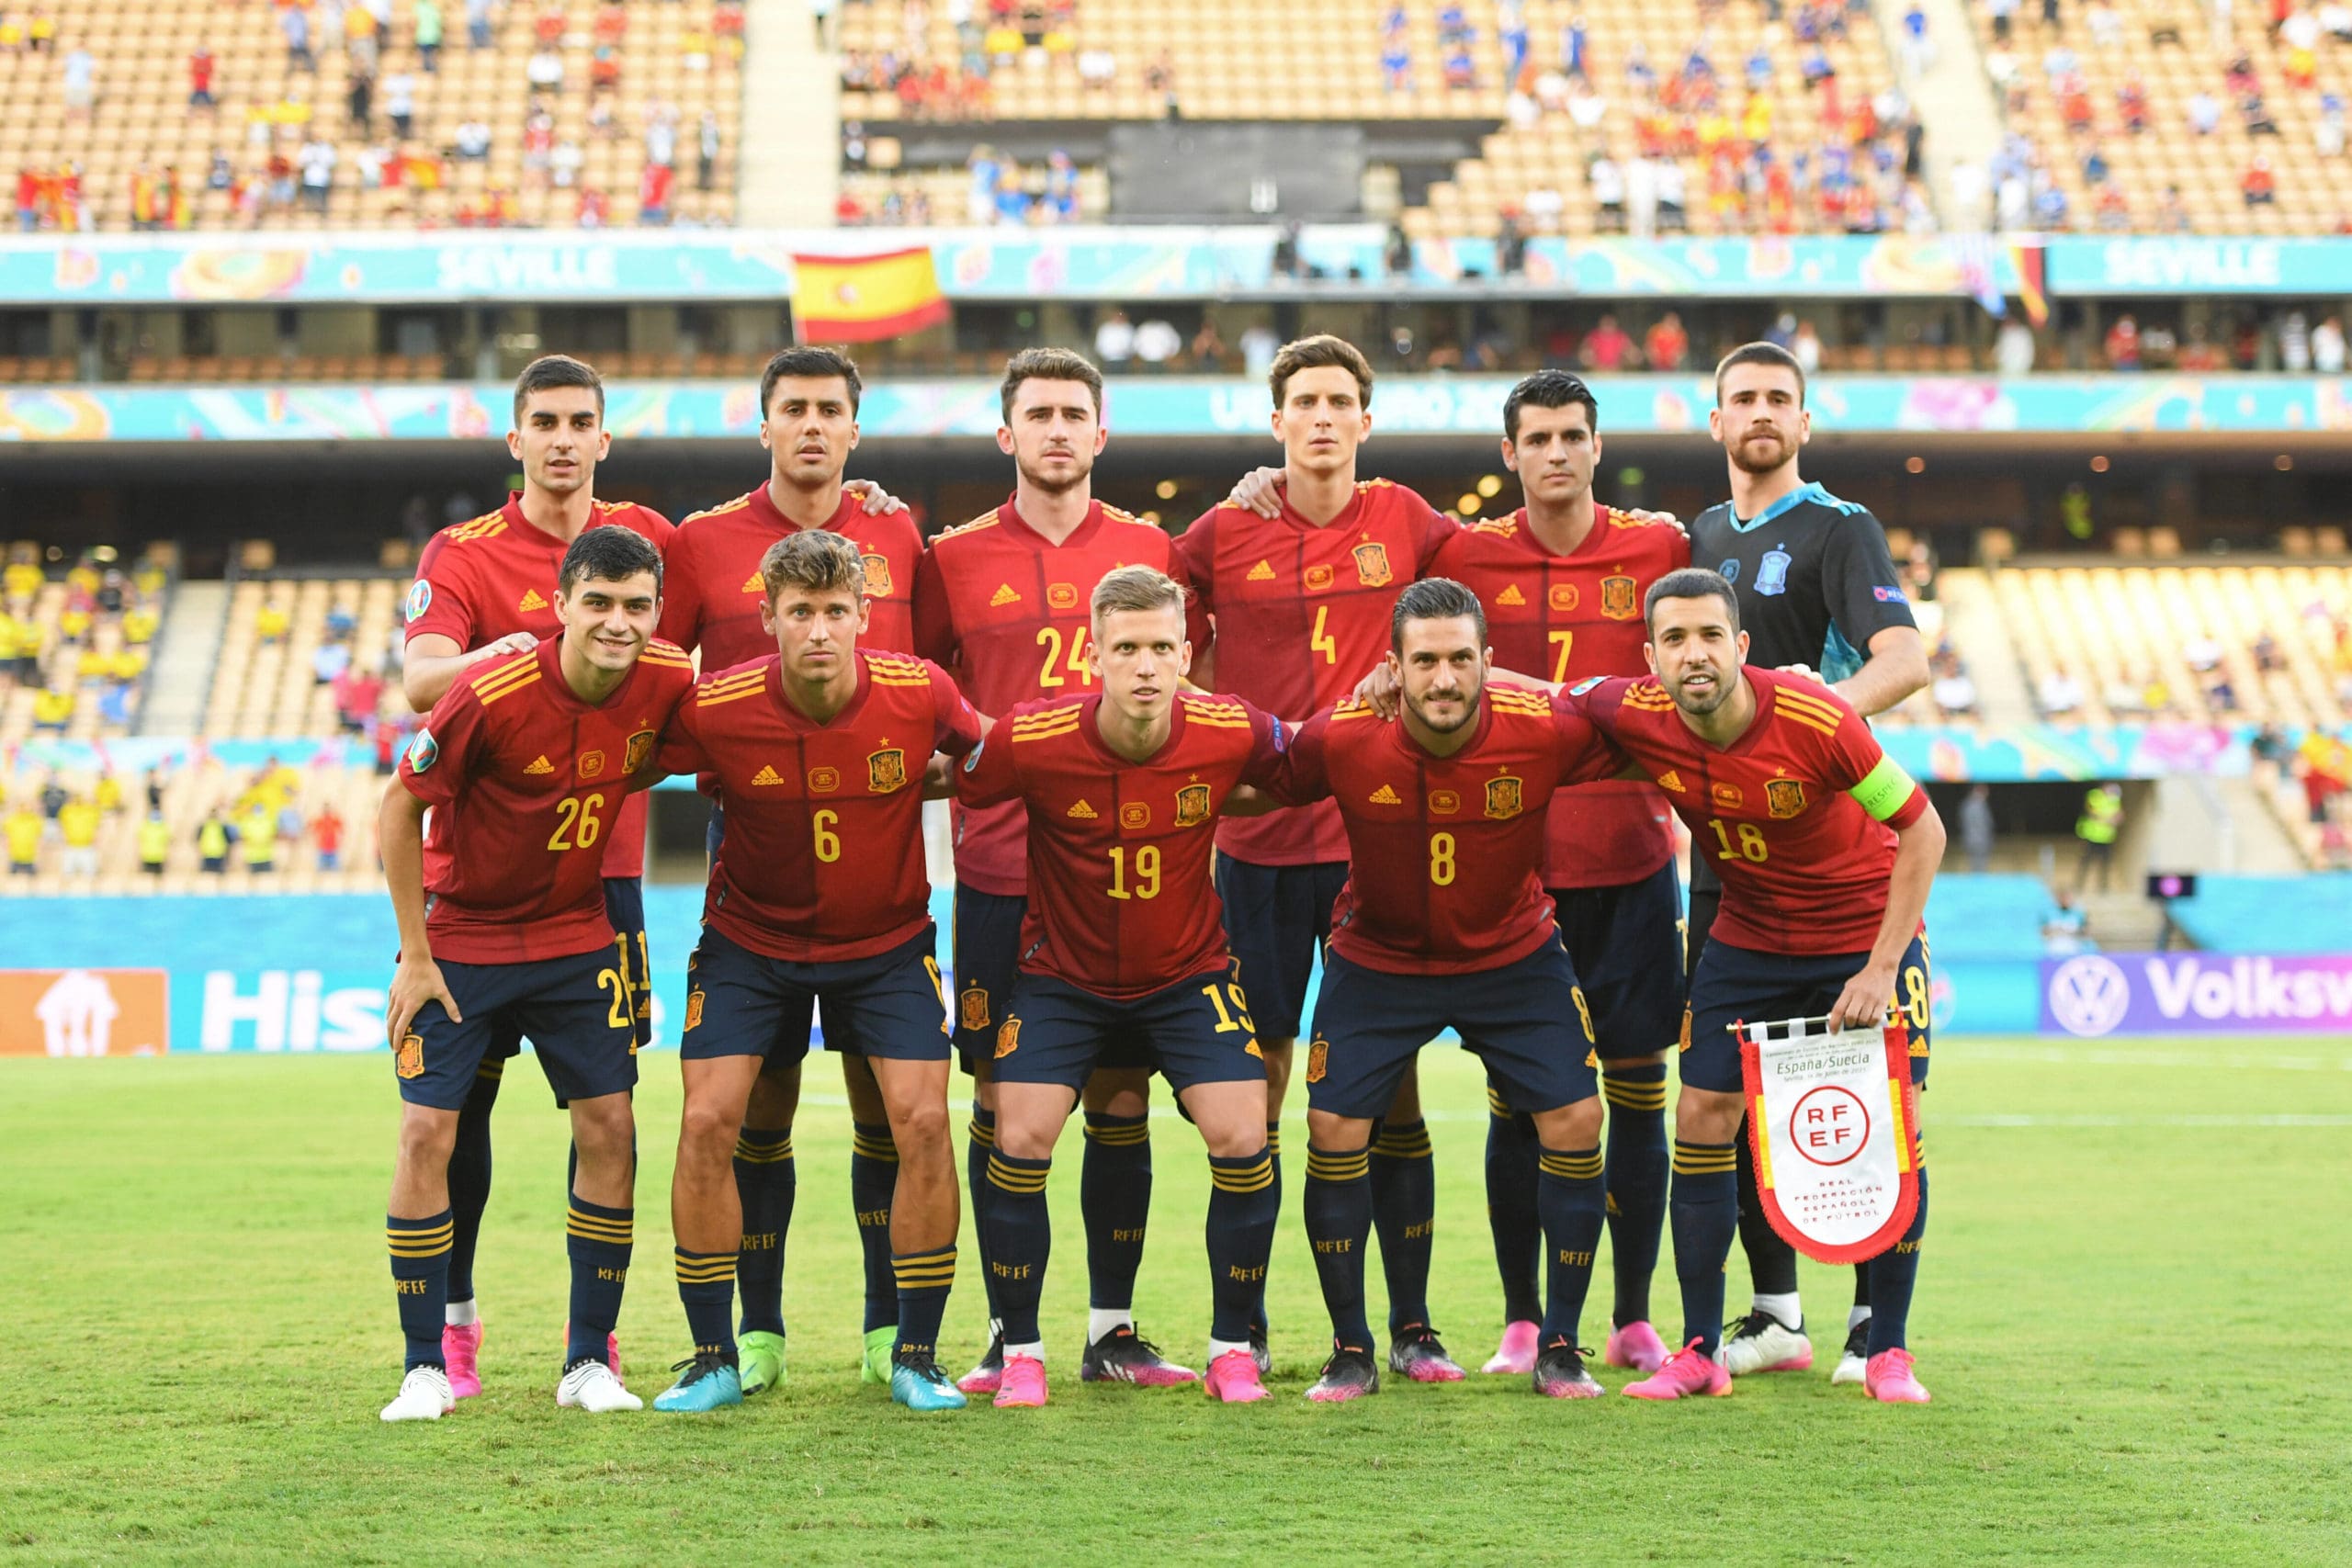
[1750,1292,1802,1328]
[1003,1341,1046,1364]
[1087,1306,1135,1342]
[445,1299,479,1327]
[1206,1337,1253,1363]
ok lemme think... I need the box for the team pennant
[1738,1014,1921,1265]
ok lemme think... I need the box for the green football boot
[737,1329,786,1395]
[861,1325,896,1386]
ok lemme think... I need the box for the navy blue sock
[1865,1166,1928,1356]
[967,1105,1002,1328]
[732,1125,793,1338]
[1669,1140,1739,1358]
[563,1194,632,1369]
[893,1245,957,1365]
[1252,1120,1283,1335]
[1483,1080,1543,1325]
[674,1247,737,1362]
[1080,1111,1151,1313]
[1601,1062,1669,1327]
[388,1209,453,1371]
[1204,1147,1278,1344]
[1303,1144,1374,1352]
[983,1150,1051,1345]
[1536,1146,1607,1348]
[1369,1118,1435,1332]
[444,1063,499,1304]
[850,1122,899,1335]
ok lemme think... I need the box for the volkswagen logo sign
[2047,955,2132,1038]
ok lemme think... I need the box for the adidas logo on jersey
[1657,770,1686,793]
[1496,583,1526,606]
[741,571,764,594]
[990,583,1023,606]
[1247,559,1276,581]
[1368,784,1401,805]
[751,765,785,786]
[1066,799,1097,819]
[517,589,548,613]
[525,755,554,774]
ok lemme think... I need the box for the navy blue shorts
[992,964,1267,1095]
[1215,855,1349,1041]
[710,804,838,1071]
[1307,940,1600,1121]
[1549,859,1685,1058]
[681,923,949,1066]
[952,886,1150,1077]
[1682,931,1933,1096]
[396,947,639,1111]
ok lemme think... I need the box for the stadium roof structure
[0,230,2336,308]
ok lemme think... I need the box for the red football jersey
[913,498,1203,898]
[1576,668,1928,955]
[1173,479,1459,865]
[404,491,675,880]
[658,484,922,674]
[956,692,1288,999]
[655,649,980,964]
[398,637,695,964]
[1431,506,1689,888]
[1271,689,1623,975]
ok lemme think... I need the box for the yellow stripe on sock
[733,1136,796,1164]
[1371,1131,1432,1158]
[986,1156,1049,1193]
[1601,1079,1668,1110]
[1486,1086,1510,1116]
[1082,1121,1151,1145]
[1209,1156,1276,1193]
[1539,1151,1605,1181]
[967,1120,997,1148]
[851,1136,901,1161]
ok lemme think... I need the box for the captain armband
[1847,754,1919,823]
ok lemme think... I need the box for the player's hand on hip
[1351,660,1402,720]
[844,477,909,514]
[388,955,460,1048]
[1227,466,1286,518]
[1826,960,1897,1032]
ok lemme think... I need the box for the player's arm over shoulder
[955,695,1060,806]
[1548,688,1633,784]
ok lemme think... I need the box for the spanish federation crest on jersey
[624,728,658,774]
[1600,573,1639,620]
[1174,782,1212,827]
[1485,773,1524,819]
[867,747,908,794]
[861,553,895,597]
[1767,777,1807,818]
[1352,541,1394,587]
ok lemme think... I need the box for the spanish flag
[791,248,949,344]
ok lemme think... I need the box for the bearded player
[956,566,1287,1407]
[658,345,926,1394]
[916,349,1208,1393]
[1261,579,1624,1402]
[1178,333,1466,1379]
[400,354,673,1395]
[1693,343,1930,1385]
[1575,570,1943,1405]
[378,527,694,1420]
[1428,371,1686,1379]
[647,531,982,1414]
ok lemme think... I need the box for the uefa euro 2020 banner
[2041,953,2352,1037]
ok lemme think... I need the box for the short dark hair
[1391,576,1487,651]
[1000,347,1104,423]
[558,525,663,598]
[1502,370,1600,442]
[760,346,863,417]
[1713,341,1806,407]
[1269,333,1374,409]
[1643,567,1741,635]
[512,354,605,423]
[760,527,865,603]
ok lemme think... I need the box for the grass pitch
[4,1038,2348,1565]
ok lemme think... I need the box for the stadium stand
[1973,0,2352,233]
[1,0,743,232]
[836,0,1929,237]
[0,544,165,746]
[200,574,404,740]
